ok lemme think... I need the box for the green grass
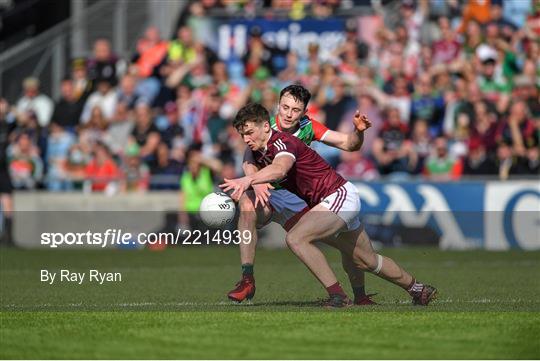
[1,247,539,359]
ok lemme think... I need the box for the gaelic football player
[221,103,437,307]
[228,85,375,305]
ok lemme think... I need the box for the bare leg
[237,191,272,265]
[227,192,272,302]
[333,228,414,289]
[340,250,365,288]
[286,206,347,288]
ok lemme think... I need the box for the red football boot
[227,275,256,303]
[321,294,354,309]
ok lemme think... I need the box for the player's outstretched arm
[242,148,273,207]
[249,155,294,186]
[321,111,371,152]
[220,156,294,201]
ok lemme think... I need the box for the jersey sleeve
[311,118,330,141]
[274,136,299,161]
[243,148,256,165]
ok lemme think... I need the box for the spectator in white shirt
[80,79,118,124]
[16,77,53,128]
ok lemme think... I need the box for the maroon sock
[326,282,346,297]
[407,279,423,294]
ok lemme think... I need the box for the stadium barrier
[356,180,540,250]
[8,180,539,250]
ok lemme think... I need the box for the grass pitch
[1,247,539,359]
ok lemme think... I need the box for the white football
[199,192,236,228]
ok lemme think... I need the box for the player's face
[278,93,306,131]
[239,121,270,151]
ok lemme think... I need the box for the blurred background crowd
[1,0,539,196]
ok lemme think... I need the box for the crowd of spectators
[1,0,539,200]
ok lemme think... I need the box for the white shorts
[264,188,308,230]
[319,181,361,231]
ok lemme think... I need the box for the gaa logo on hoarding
[503,190,540,250]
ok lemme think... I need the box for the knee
[239,194,255,213]
[353,249,378,272]
[285,231,311,253]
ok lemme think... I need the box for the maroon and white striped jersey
[249,130,346,208]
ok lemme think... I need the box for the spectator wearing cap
[475,44,511,112]
[51,78,84,129]
[87,38,121,88]
[16,77,54,128]
[80,78,118,124]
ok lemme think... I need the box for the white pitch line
[2,298,536,310]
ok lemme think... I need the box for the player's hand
[353,111,372,133]
[219,176,252,202]
[253,183,274,208]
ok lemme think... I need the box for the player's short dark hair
[233,103,270,131]
[279,84,311,109]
